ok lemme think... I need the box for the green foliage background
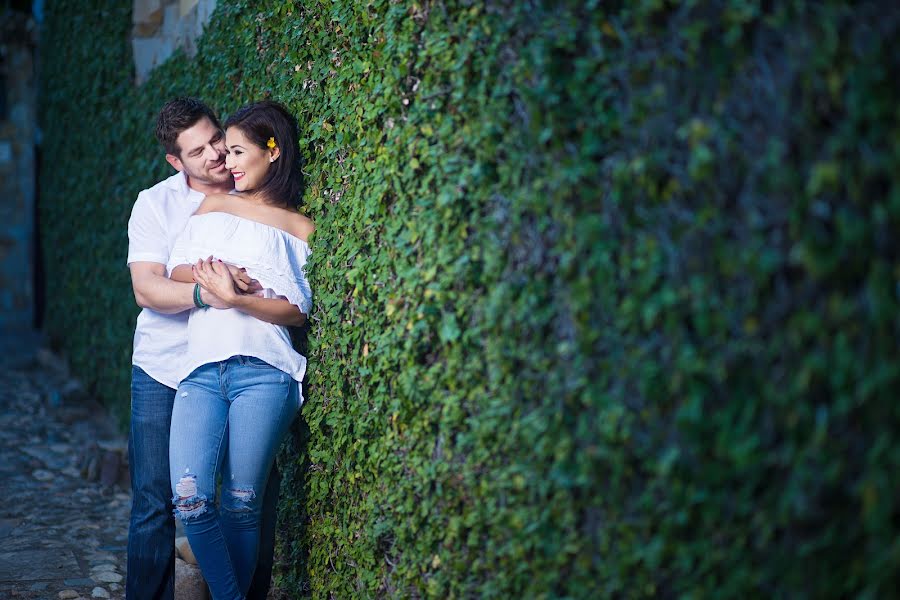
[40,0,899,597]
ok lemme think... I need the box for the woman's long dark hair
[224,100,302,209]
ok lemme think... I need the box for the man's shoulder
[136,172,190,203]
[129,172,197,229]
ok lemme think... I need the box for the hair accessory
[267,136,277,149]
[193,283,209,309]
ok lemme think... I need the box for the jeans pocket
[240,355,273,369]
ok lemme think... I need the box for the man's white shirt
[127,171,204,389]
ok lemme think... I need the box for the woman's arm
[170,264,195,283]
[229,294,307,327]
[171,258,261,293]
[192,258,306,326]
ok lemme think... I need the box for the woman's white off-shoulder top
[167,211,312,387]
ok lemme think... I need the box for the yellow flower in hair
[267,136,277,149]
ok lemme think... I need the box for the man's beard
[187,161,230,185]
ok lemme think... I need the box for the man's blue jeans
[127,365,282,600]
[169,357,299,600]
[127,366,177,600]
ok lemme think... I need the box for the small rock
[97,440,127,452]
[86,552,117,562]
[91,587,110,599]
[60,378,86,402]
[175,557,209,600]
[92,571,123,583]
[32,469,54,481]
[109,583,121,591]
[58,591,79,600]
[37,347,69,376]
[84,456,99,481]
[176,536,198,564]
[90,563,117,573]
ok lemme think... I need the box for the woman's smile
[224,125,275,191]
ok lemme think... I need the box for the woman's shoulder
[282,211,315,243]
[194,193,235,214]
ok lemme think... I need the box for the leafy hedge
[40,0,899,597]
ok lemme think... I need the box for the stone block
[0,549,79,581]
[132,0,163,25]
[197,0,217,21]
[132,36,176,84]
[175,536,198,565]
[129,0,217,81]
[180,0,199,17]
[175,557,209,600]
[161,3,181,38]
[133,21,163,37]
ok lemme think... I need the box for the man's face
[165,117,231,187]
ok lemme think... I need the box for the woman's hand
[193,257,243,307]
[229,265,263,295]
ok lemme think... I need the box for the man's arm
[130,261,226,313]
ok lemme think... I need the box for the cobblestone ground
[0,352,129,600]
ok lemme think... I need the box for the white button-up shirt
[126,171,204,389]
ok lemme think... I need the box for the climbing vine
[41,0,899,597]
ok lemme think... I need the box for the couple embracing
[126,97,313,600]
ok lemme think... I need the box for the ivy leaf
[439,312,460,343]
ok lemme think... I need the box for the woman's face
[224,126,277,192]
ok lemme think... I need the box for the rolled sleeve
[166,221,194,274]
[127,192,169,266]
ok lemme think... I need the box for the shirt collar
[164,170,205,202]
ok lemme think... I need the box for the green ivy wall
[40,1,899,597]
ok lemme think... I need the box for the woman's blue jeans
[169,356,299,600]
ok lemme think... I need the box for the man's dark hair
[155,97,221,156]
[224,100,302,209]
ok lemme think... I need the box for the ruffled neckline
[192,211,310,248]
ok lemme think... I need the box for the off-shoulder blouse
[167,211,312,387]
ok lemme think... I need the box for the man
[126,97,280,599]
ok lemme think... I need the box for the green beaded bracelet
[193,283,209,309]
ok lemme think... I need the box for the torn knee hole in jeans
[223,485,256,513]
[173,474,208,520]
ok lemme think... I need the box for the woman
[166,100,313,599]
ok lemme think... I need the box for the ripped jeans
[169,356,300,600]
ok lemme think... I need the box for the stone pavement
[0,347,129,600]
[0,339,287,600]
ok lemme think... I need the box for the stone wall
[131,0,217,84]
[0,13,36,330]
